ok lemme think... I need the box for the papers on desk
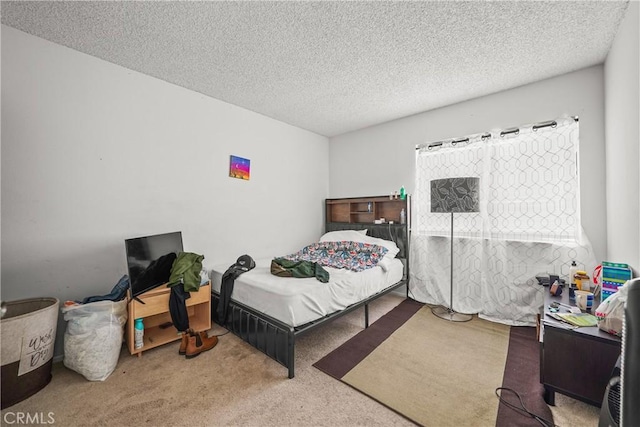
[544,314,578,330]
[547,312,598,327]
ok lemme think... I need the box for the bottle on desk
[569,261,578,286]
[568,260,578,302]
[134,318,144,349]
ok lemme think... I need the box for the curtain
[409,117,597,326]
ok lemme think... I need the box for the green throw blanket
[270,258,329,283]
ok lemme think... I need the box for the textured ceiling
[1,1,630,137]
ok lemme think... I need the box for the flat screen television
[125,231,183,298]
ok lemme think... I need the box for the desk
[540,288,620,406]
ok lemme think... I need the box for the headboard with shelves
[326,195,410,225]
[325,195,411,281]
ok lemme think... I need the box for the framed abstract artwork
[229,155,250,180]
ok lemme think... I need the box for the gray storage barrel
[1,297,59,408]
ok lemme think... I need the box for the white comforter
[211,257,404,327]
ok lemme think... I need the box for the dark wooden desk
[540,288,621,407]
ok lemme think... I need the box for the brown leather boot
[197,331,218,349]
[185,331,218,359]
[178,331,190,355]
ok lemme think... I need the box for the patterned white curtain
[409,117,597,325]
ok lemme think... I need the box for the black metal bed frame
[211,278,406,378]
[211,220,410,379]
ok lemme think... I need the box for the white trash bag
[61,299,128,381]
[595,281,630,337]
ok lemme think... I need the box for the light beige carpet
[1,295,415,426]
[1,294,600,426]
[340,306,511,426]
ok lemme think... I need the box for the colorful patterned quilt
[282,241,389,272]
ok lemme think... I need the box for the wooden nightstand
[126,283,211,356]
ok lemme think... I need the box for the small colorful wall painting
[229,155,250,180]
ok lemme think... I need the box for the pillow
[319,230,400,260]
[319,230,368,242]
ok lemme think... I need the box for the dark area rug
[313,298,423,379]
[496,326,555,426]
[314,299,553,426]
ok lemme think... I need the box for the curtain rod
[416,116,578,151]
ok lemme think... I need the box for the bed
[210,197,410,378]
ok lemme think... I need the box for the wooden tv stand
[126,283,211,356]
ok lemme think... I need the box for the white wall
[605,1,639,273]
[329,66,607,263]
[1,26,329,355]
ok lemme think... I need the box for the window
[414,117,580,243]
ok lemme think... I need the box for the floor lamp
[430,177,480,322]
